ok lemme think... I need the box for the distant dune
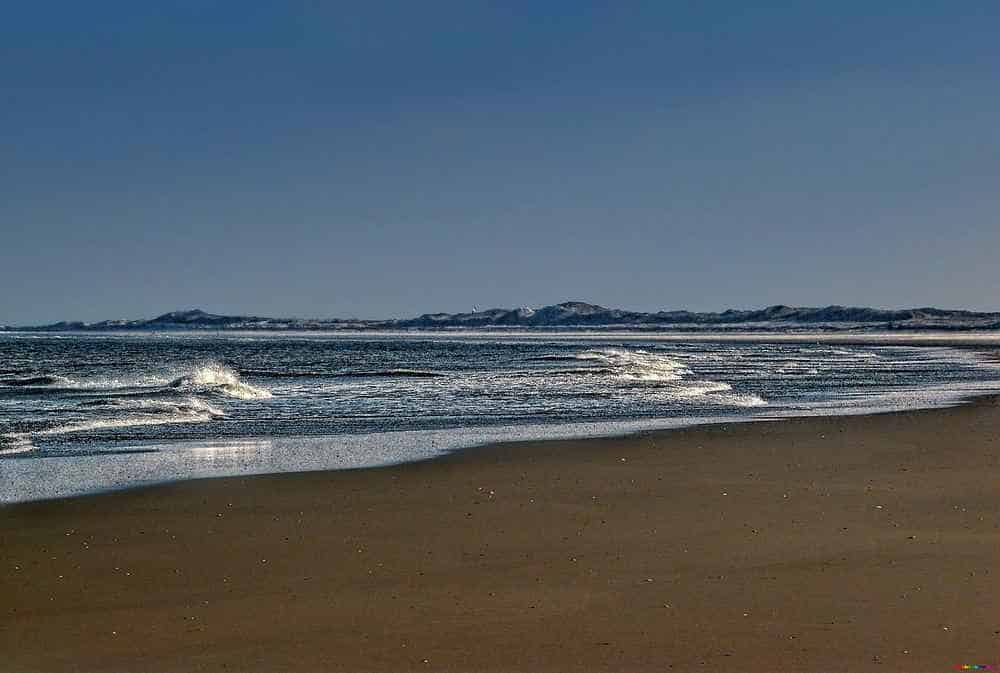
[6,302,1000,332]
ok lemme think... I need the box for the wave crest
[567,348,767,407]
[574,348,690,382]
[170,363,272,400]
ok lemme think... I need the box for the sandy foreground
[3,399,1000,673]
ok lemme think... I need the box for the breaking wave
[572,348,689,382]
[170,363,272,400]
[0,363,272,401]
[0,363,269,454]
[564,348,767,407]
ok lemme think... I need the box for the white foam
[724,392,769,407]
[4,363,273,401]
[3,397,224,447]
[35,411,222,438]
[170,363,272,400]
[0,436,35,455]
[575,348,690,382]
[573,348,766,407]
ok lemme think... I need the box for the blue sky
[3,2,999,323]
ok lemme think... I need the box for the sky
[2,1,999,324]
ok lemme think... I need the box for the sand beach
[4,398,1000,672]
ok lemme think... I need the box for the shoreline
[6,388,1000,506]
[4,397,1000,672]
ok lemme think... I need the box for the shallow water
[2,331,1000,502]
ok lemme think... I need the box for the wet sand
[3,399,1000,672]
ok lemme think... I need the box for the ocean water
[2,331,1000,502]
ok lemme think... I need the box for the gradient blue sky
[3,1,999,323]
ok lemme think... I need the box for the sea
[3,331,1000,502]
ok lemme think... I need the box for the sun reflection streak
[183,439,273,466]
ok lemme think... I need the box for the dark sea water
[3,331,1000,502]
